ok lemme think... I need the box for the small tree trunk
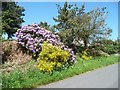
[84,39,87,49]
[7,34,11,40]
[7,37,9,40]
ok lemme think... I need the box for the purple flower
[15,24,76,63]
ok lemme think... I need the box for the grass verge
[2,55,120,89]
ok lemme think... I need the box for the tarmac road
[37,63,119,88]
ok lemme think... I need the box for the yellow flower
[57,62,62,67]
[37,41,70,73]
[81,50,92,60]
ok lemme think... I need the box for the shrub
[2,41,32,72]
[15,24,60,54]
[37,42,70,73]
[15,24,76,63]
[2,41,19,63]
[87,49,109,57]
[90,39,119,54]
[102,40,119,54]
[2,41,13,63]
[102,44,118,54]
[80,49,92,60]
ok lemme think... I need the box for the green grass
[2,55,120,89]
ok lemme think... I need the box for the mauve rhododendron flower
[15,24,76,63]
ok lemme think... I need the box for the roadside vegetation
[1,1,120,89]
[2,55,120,89]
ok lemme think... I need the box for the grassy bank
[2,55,120,89]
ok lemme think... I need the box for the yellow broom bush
[37,42,70,73]
[81,49,92,60]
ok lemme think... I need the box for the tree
[39,22,56,33]
[2,2,25,39]
[39,22,50,30]
[53,2,79,46]
[54,2,112,50]
[71,7,112,49]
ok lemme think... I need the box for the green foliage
[53,2,79,47]
[102,44,118,54]
[2,2,25,39]
[37,42,70,73]
[39,22,56,33]
[2,55,119,88]
[54,2,112,50]
[0,36,7,42]
[91,39,120,54]
[2,60,39,88]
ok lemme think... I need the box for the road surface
[36,63,119,88]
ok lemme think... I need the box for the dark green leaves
[2,2,25,39]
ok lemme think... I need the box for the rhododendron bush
[15,24,76,63]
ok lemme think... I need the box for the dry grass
[2,41,32,72]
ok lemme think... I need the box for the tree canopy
[54,2,112,50]
[39,22,56,33]
[2,2,25,39]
